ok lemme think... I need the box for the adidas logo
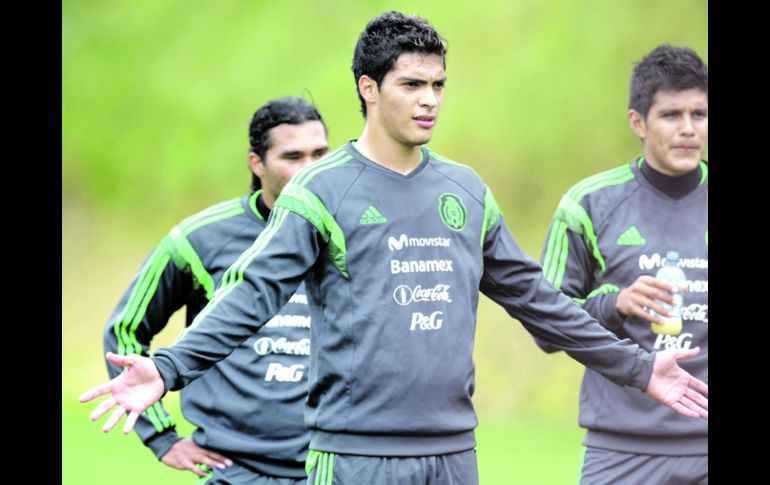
[359,205,387,225]
[617,225,646,246]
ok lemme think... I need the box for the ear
[248,152,265,178]
[628,109,647,140]
[358,75,379,107]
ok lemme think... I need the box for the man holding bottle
[538,44,708,484]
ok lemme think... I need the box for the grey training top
[540,158,708,455]
[104,191,310,477]
[154,142,655,457]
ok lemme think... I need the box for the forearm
[484,218,653,390]
[153,209,320,391]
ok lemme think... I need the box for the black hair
[352,11,447,117]
[629,44,708,119]
[248,97,325,191]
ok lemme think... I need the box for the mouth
[671,145,700,152]
[413,115,436,128]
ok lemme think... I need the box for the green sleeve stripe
[226,206,291,287]
[183,207,291,336]
[127,252,172,354]
[182,205,244,236]
[314,453,325,485]
[542,220,567,284]
[573,283,621,305]
[168,227,215,299]
[314,452,335,485]
[294,146,346,184]
[178,199,242,234]
[305,450,320,475]
[586,283,620,299]
[276,184,349,278]
[111,249,177,433]
[113,248,170,355]
[299,153,353,186]
[293,148,349,186]
[481,185,502,248]
[155,401,175,427]
[142,405,164,433]
[567,165,634,202]
[699,161,708,185]
[552,224,570,289]
[554,195,606,272]
[149,402,174,429]
[567,165,630,198]
[326,453,335,485]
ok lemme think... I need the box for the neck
[357,124,423,175]
[260,190,275,209]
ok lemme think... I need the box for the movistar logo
[387,234,451,251]
[359,205,387,225]
[617,225,646,246]
[438,193,467,231]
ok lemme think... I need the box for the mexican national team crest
[438,193,467,231]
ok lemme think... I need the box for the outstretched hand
[646,347,708,420]
[79,352,165,434]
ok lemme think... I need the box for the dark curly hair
[629,44,708,119]
[352,11,447,117]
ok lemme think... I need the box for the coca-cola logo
[393,284,452,305]
[253,337,310,356]
[682,303,708,323]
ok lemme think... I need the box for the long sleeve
[542,219,625,326]
[153,208,321,391]
[479,212,652,391]
[103,236,196,459]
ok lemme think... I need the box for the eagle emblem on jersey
[438,193,467,232]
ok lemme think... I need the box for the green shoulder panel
[276,183,349,279]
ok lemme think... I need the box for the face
[629,88,708,176]
[251,120,328,206]
[368,52,446,148]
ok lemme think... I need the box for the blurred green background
[62,0,707,483]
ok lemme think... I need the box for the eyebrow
[397,76,447,84]
[279,146,329,156]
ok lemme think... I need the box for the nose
[419,87,438,109]
[680,114,695,136]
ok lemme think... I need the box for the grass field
[63,396,584,484]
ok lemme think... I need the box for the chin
[411,134,433,146]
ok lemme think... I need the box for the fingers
[102,405,127,432]
[89,396,117,421]
[105,352,133,367]
[123,411,140,434]
[203,451,233,469]
[673,346,701,362]
[670,401,700,419]
[688,374,708,397]
[199,456,230,471]
[80,382,114,403]
[680,394,708,420]
[685,387,708,411]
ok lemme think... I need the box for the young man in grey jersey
[539,45,708,484]
[82,13,707,485]
[102,97,328,484]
